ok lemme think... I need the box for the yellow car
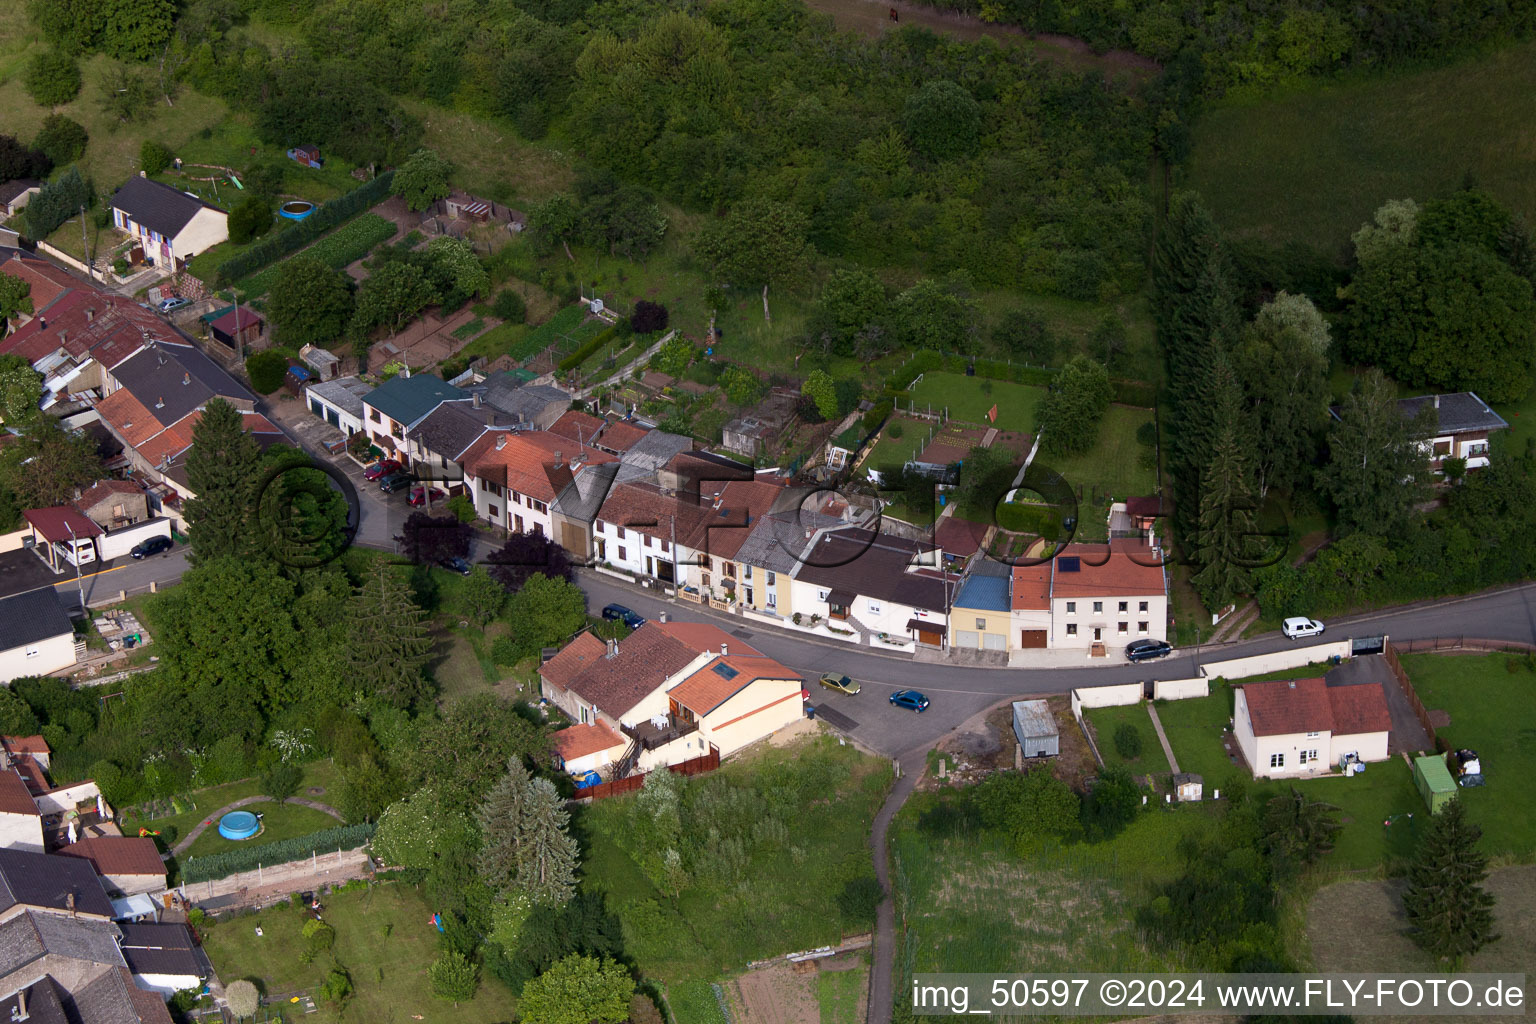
[818,673,861,695]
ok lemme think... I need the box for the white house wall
[0,812,43,853]
[700,678,803,757]
[1051,593,1167,649]
[1330,730,1389,767]
[33,780,101,816]
[0,633,76,684]
[97,518,171,562]
[171,207,230,262]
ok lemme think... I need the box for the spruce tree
[344,561,434,709]
[184,398,261,563]
[477,758,534,895]
[517,777,578,908]
[1190,357,1259,609]
[1402,799,1498,962]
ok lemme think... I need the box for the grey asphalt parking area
[0,548,62,601]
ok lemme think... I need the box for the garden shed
[1012,699,1058,758]
[1413,754,1457,813]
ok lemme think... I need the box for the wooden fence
[575,745,721,801]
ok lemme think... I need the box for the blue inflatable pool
[218,810,261,840]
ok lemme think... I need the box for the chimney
[66,892,75,917]
[1433,394,1440,409]
[15,986,25,1020]
[606,639,618,659]
[720,643,727,657]
[472,391,481,409]
[85,308,94,322]
[554,450,563,468]
[182,372,190,385]
[155,396,164,409]
[38,317,45,329]
[495,434,507,450]
[1287,681,1296,689]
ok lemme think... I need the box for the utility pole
[64,519,86,611]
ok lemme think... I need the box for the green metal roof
[364,373,467,429]
[1414,754,1456,793]
[200,304,236,324]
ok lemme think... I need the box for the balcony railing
[621,716,700,752]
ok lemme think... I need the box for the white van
[1282,616,1325,640]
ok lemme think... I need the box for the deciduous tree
[487,532,573,592]
[403,512,473,565]
[1037,355,1111,456]
[0,135,50,181]
[800,369,837,421]
[23,51,82,107]
[519,955,634,1024]
[696,198,812,322]
[267,256,355,347]
[902,79,981,161]
[0,355,40,423]
[34,115,87,165]
[502,574,587,661]
[391,148,452,212]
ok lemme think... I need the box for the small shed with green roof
[1413,754,1456,813]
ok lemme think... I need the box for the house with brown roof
[1010,560,1053,650]
[788,527,958,647]
[1233,678,1391,779]
[0,770,43,853]
[539,622,803,780]
[71,481,148,533]
[55,838,165,896]
[461,430,618,552]
[1047,540,1168,652]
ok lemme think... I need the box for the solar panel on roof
[1058,556,1080,572]
[712,663,739,680]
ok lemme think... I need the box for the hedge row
[238,213,396,296]
[182,822,376,883]
[558,324,620,373]
[215,170,396,286]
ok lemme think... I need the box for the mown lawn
[1047,404,1157,503]
[1083,704,1165,774]
[818,962,866,1024]
[201,882,517,1023]
[1186,37,1536,252]
[181,801,342,859]
[1153,692,1238,785]
[119,760,341,843]
[908,372,1042,433]
[1402,652,1536,860]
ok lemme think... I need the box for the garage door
[983,632,1006,651]
[954,630,979,649]
[1019,630,1047,648]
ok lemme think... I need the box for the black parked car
[1125,638,1173,663]
[130,536,173,559]
[601,603,646,629]
[439,556,472,575]
[378,471,414,493]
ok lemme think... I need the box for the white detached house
[110,174,228,271]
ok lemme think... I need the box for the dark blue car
[889,689,930,713]
[601,603,645,630]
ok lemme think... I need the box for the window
[724,562,736,578]
[580,706,589,725]
[618,547,627,562]
[767,591,777,608]
[1467,442,1490,457]
[1138,621,1148,633]
[488,504,499,519]
[644,535,651,548]
[1066,624,1077,637]
[869,601,883,615]
[24,646,39,659]
[1299,749,1319,765]
[1433,440,1451,456]
[1306,731,1320,739]
[1066,601,1076,614]
[766,571,776,586]
[532,499,548,514]
[1092,601,1103,613]
[661,539,669,553]
[1269,753,1285,769]
[1139,601,1149,612]
[975,617,986,630]
[1117,622,1128,634]
[744,565,753,581]
[596,520,605,534]
[818,590,829,602]
[1118,601,1128,613]
[703,574,711,588]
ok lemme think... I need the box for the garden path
[170,795,344,857]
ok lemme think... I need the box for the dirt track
[799,0,1160,80]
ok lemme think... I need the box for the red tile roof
[95,388,164,447]
[1328,684,1392,736]
[667,653,800,717]
[1241,678,1334,737]
[0,255,74,313]
[1011,561,1052,611]
[653,621,740,654]
[462,430,615,504]
[1050,539,1167,599]
[936,516,988,559]
[1125,495,1161,518]
[0,736,50,756]
[0,770,38,816]
[547,410,606,446]
[552,722,625,762]
[539,632,606,693]
[597,420,649,453]
[73,479,143,513]
[547,623,704,719]
[56,836,167,878]
[23,505,103,543]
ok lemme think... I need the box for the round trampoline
[218,810,261,840]
[278,200,315,221]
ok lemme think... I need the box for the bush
[558,324,618,373]
[321,967,352,1004]
[446,494,477,523]
[246,350,289,394]
[228,196,274,246]
[835,876,882,927]
[887,422,904,439]
[34,115,87,167]
[429,949,479,1002]
[24,51,81,107]
[302,918,336,954]
[492,289,527,323]
[260,761,303,803]
[215,171,395,286]
[182,823,376,883]
[140,140,173,176]
[631,299,669,334]
[490,635,520,665]
[1113,723,1143,760]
